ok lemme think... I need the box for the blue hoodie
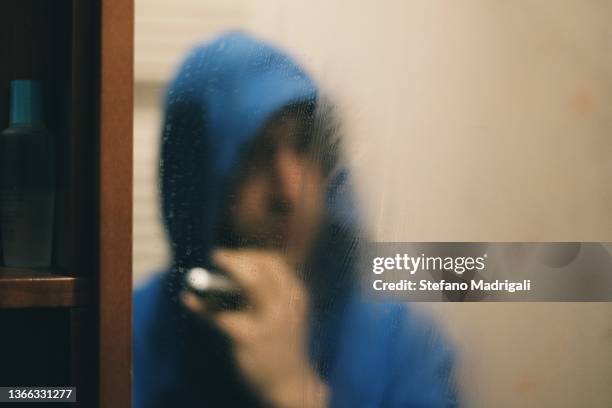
[134,31,457,408]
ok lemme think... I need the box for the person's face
[228,113,326,266]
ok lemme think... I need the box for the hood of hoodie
[159,31,359,311]
[161,30,316,266]
[139,33,364,396]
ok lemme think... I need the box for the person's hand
[181,248,329,408]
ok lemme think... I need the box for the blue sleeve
[327,302,457,407]
[133,273,182,408]
[384,305,457,407]
[133,276,159,408]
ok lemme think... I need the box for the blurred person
[133,31,456,407]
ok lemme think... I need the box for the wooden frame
[99,0,134,406]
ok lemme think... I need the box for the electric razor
[183,266,246,311]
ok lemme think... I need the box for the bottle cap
[9,79,44,126]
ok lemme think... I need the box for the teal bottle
[1,80,55,268]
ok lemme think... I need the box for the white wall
[246,0,612,242]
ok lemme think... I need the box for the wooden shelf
[0,268,90,309]
[0,0,132,403]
